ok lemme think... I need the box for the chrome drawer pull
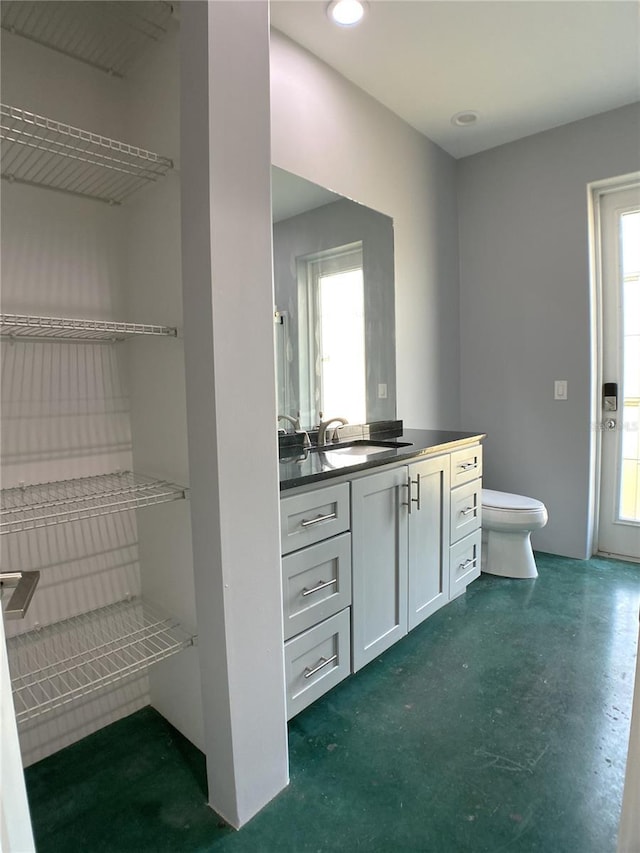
[304,654,338,679]
[458,461,478,471]
[460,506,476,516]
[301,578,337,597]
[459,557,477,571]
[300,511,337,528]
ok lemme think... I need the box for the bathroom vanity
[279,427,484,718]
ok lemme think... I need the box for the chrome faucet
[317,416,348,446]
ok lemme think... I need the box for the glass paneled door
[597,181,640,560]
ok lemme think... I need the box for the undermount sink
[317,439,413,456]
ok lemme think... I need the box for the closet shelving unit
[0,104,174,205]
[0,471,187,537]
[0,1,176,79]
[0,1,194,728]
[1,313,178,342]
[7,598,193,726]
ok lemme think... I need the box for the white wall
[270,30,461,431]
[125,25,204,751]
[458,104,640,559]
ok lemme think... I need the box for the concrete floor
[26,553,640,852]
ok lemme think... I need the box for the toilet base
[481,528,538,579]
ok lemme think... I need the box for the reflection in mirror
[272,167,396,432]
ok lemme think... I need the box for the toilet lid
[482,488,545,511]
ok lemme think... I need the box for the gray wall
[271,30,461,431]
[458,103,640,559]
[273,197,396,427]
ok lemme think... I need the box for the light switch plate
[554,380,568,400]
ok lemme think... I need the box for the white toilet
[481,489,548,579]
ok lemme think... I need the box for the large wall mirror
[272,166,397,431]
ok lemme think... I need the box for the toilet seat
[482,489,548,532]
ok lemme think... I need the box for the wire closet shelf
[0,471,188,536]
[0,104,174,204]
[7,597,196,725]
[0,313,178,342]
[1,1,176,79]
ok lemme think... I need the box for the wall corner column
[179,0,288,828]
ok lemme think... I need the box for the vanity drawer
[449,528,482,599]
[450,479,482,544]
[284,608,351,720]
[450,445,483,488]
[280,483,350,555]
[282,533,352,640]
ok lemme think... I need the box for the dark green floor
[26,553,640,853]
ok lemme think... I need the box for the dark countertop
[279,428,485,491]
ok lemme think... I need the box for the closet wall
[0,4,202,765]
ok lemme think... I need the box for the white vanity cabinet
[280,483,352,718]
[280,438,483,710]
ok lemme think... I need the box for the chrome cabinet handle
[304,654,338,679]
[0,570,40,619]
[458,461,478,471]
[402,479,412,514]
[458,557,477,571]
[300,511,337,528]
[301,578,337,597]
[403,474,421,514]
[460,506,476,516]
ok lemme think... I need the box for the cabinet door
[351,467,408,672]
[407,455,450,630]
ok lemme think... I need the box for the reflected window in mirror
[299,243,366,425]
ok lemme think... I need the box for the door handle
[603,382,618,412]
[1,570,40,619]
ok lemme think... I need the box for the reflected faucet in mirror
[278,413,312,449]
[277,413,300,433]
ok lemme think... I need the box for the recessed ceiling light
[327,0,366,27]
[451,111,480,128]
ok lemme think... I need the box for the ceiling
[270,0,640,159]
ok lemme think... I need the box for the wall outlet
[554,380,568,400]
[378,383,388,399]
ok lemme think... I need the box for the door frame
[588,171,640,559]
